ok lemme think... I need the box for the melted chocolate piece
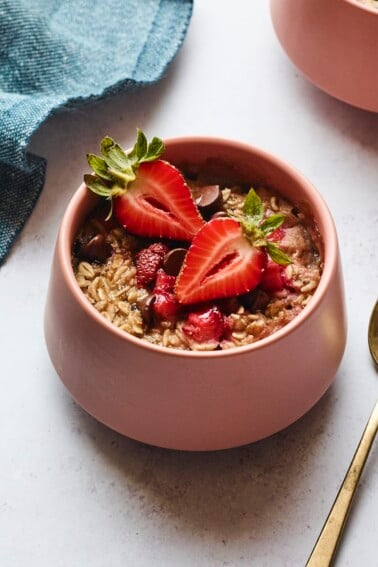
[163,248,187,276]
[195,184,223,216]
[78,234,111,263]
[240,288,270,313]
[210,211,228,220]
[137,295,156,325]
[217,296,241,315]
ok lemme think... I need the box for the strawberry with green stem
[175,188,292,304]
[85,130,204,241]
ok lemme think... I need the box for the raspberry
[135,244,169,288]
[153,292,181,322]
[154,269,176,293]
[183,305,227,344]
[148,243,170,257]
[151,269,180,322]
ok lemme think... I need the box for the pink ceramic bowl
[270,0,378,112]
[44,137,347,451]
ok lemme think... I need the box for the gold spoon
[306,301,378,567]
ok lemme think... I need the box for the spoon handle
[306,399,378,567]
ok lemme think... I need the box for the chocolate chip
[210,211,228,220]
[240,288,270,312]
[217,297,241,315]
[80,219,107,242]
[195,185,223,215]
[79,234,111,263]
[137,295,156,325]
[163,248,187,276]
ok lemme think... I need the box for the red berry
[152,269,180,322]
[260,260,285,293]
[183,305,227,344]
[135,244,168,288]
[175,218,266,304]
[114,160,204,241]
[148,242,170,256]
[153,292,181,322]
[267,227,285,242]
[154,269,176,293]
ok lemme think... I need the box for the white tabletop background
[1,2,377,566]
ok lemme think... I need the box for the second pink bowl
[271,0,378,112]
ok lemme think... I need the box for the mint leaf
[260,213,285,235]
[243,188,264,225]
[266,242,292,265]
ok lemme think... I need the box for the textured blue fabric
[0,0,193,265]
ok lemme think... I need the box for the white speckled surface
[1,2,377,566]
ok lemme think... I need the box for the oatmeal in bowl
[73,132,322,352]
[45,134,346,450]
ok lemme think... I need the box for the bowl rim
[58,136,339,359]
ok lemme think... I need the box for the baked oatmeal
[73,132,322,351]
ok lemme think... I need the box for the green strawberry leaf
[143,136,165,162]
[84,174,113,197]
[104,198,114,222]
[128,129,148,164]
[243,188,264,225]
[110,168,136,185]
[266,241,292,265]
[100,137,131,170]
[84,130,166,220]
[86,154,114,180]
[260,213,285,235]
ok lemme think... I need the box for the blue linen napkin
[0,0,193,266]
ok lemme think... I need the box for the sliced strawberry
[114,160,204,241]
[175,218,266,304]
[135,243,169,288]
[183,305,227,344]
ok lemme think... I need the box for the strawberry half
[84,130,204,242]
[175,218,266,304]
[175,188,292,305]
[114,160,204,240]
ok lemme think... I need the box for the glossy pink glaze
[44,138,347,450]
[270,0,378,112]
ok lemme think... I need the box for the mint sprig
[84,129,165,215]
[240,188,292,266]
